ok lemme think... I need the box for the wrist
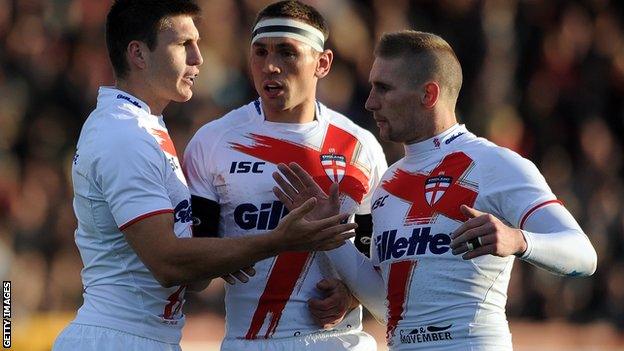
[514,229,528,257]
[255,230,283,258]
[349,292,360,310]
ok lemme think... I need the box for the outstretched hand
[450,205,527,260]
[272,162,340,221]
[273,197,356,252]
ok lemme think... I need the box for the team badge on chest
[320,154,346,183]
[424,175,452,206]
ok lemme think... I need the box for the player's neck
[262,99,316,124]
[115,78,168,116]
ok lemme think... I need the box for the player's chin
[173,88,194,102]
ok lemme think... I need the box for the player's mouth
[183,73,198,86]
[374,116,388,128]
[263,80,284,98]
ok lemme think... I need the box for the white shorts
[52,323,182,351]
[220,329,377,351]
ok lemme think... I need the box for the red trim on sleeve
[119,209,174,231]
[519,200,563,229]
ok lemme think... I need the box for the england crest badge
[320,154,347,183]
[424,175,453,206]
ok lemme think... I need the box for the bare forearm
[160,234,280,286]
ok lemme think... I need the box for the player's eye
[254,48,268,57]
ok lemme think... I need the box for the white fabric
[322,242,387,323]
[53,323,182,351]
[252,18,325,52]
[183,99,387,347]
[520,204,597,276]
[68,87,192,344]
[221,329,376,351]
[369,124,594,350]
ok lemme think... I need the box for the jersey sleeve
[183,126,219,202]
[356,133,388,215]
[97,135,173,230]
[479,148,558,228]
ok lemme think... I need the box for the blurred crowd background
[1,0,624,349]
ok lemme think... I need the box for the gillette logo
[234,201,289,230]
[375,227,450,263]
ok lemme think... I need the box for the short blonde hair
[375,30,463,104]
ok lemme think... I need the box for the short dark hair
[375,30,463,103]
[253,0,329,40]
[106,0,201,79]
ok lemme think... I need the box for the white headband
[251,18,325,52]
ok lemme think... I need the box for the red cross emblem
[320,154,346,183]
[382,152,478,224]
[424,174,452,206]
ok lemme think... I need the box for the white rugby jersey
[371,124,559,350]
[71,87,193,343]
[184,99,387,341]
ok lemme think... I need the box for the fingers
[309,212,352,231]
[221,266,256,285]
[289,162,325,192]
[272,170,299,201]
[241,266,256,277]
[450,224,492,251]
[276,163,305,191]
[273,186,294,210]
[222,275,236,285]
[461,243,494,260]
[308,278,351,329]
[460,204,485,219]
[450,214,489,239]
[308,298,343,329]
[314,231,355,251]
[231,270,250,283]
[328,182,340,204]
[282,197,316,223]
[316,278,337,292]
[452,233,494,255]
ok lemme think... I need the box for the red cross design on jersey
[386,260,416,344]
[150,128,178,157]
[231,124,371,339]
[320,154,346,183]
[382,152,478,224]
[230,124,370,203]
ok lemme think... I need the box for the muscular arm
[123,200,356,288]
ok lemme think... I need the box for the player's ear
[421,81,440,109]
[315,49,333,79]
[127,40,149,71]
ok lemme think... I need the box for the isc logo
[234,201,289,230]
[375,227,450,263]
[230,161,265,174]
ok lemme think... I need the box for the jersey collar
[251,98,325,136]
[97,86,154,116]
[404,124,467,158]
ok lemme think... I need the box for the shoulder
[193,103,255,141]
[184,102,255,160]
[88,106,161,156]
[461,136,544,183]
[321,104,384,153]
